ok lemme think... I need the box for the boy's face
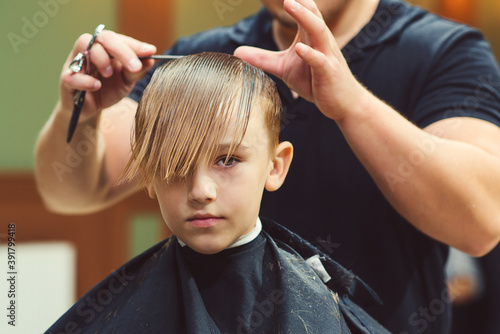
[150,108,289,254]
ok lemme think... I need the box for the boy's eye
[215,156,239,167]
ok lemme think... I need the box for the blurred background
[0,0,499,332]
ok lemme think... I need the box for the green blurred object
[129,213,162,258]
[0,0,116,169]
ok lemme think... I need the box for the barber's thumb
[234,46,279,77]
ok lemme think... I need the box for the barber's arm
[35,30,156,214]
[236,0,500,256]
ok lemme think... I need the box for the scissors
[66,24,182,143]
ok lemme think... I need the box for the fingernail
[94,80,101,89]
[141,44,156,52]
[298,43,308,54]
[128,58,142,71]
[103,65,113,77]
[292,0,299,10]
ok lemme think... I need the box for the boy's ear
[146,182,157,199]
[265,141,293,192]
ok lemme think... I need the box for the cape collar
[177,217,262,249]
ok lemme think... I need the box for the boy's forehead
[219,105,268,148]
[192,107,268,167]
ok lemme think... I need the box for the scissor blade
[67,90,86,143]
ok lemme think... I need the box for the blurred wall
[412,0,500,58]
[175,0,260,37]
[477,0,500,58]
[0,0,116,170]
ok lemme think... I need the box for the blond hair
[122,52,282,185]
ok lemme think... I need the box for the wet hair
[122,52,282,185]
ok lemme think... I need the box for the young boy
[46,52,388,334]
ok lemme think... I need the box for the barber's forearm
[35,101,109,214]
[336,93,500,256]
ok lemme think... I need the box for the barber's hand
[59,30,156,121]
[234,0,366,121]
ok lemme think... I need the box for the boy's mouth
[187,214,223,228]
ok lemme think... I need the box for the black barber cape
[46,218,389,334]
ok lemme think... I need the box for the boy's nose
[187,168,217,205]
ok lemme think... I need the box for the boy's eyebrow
[216,143,251,152]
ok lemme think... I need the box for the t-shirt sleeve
[411,27,500,129]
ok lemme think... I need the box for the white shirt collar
[177,217,262,249]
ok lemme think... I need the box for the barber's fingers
[119,34,157,56]
[284,0,337,55]
[296,42,332,74]
[95,30,156,73]
[88,43,113,78]
[234,46,285,79]
[61,71,101,92]
[284,0,328,44]
[63,33,93,69]
[291,0,323,18]
[95,31,156,84]
[62,29,157,89]
[118,34,158,79]
[65,30,156,75]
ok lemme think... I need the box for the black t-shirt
[129,1,500,333]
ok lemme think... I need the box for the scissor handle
[69,24,105,73]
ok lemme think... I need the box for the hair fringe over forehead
[121,52,281,185]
